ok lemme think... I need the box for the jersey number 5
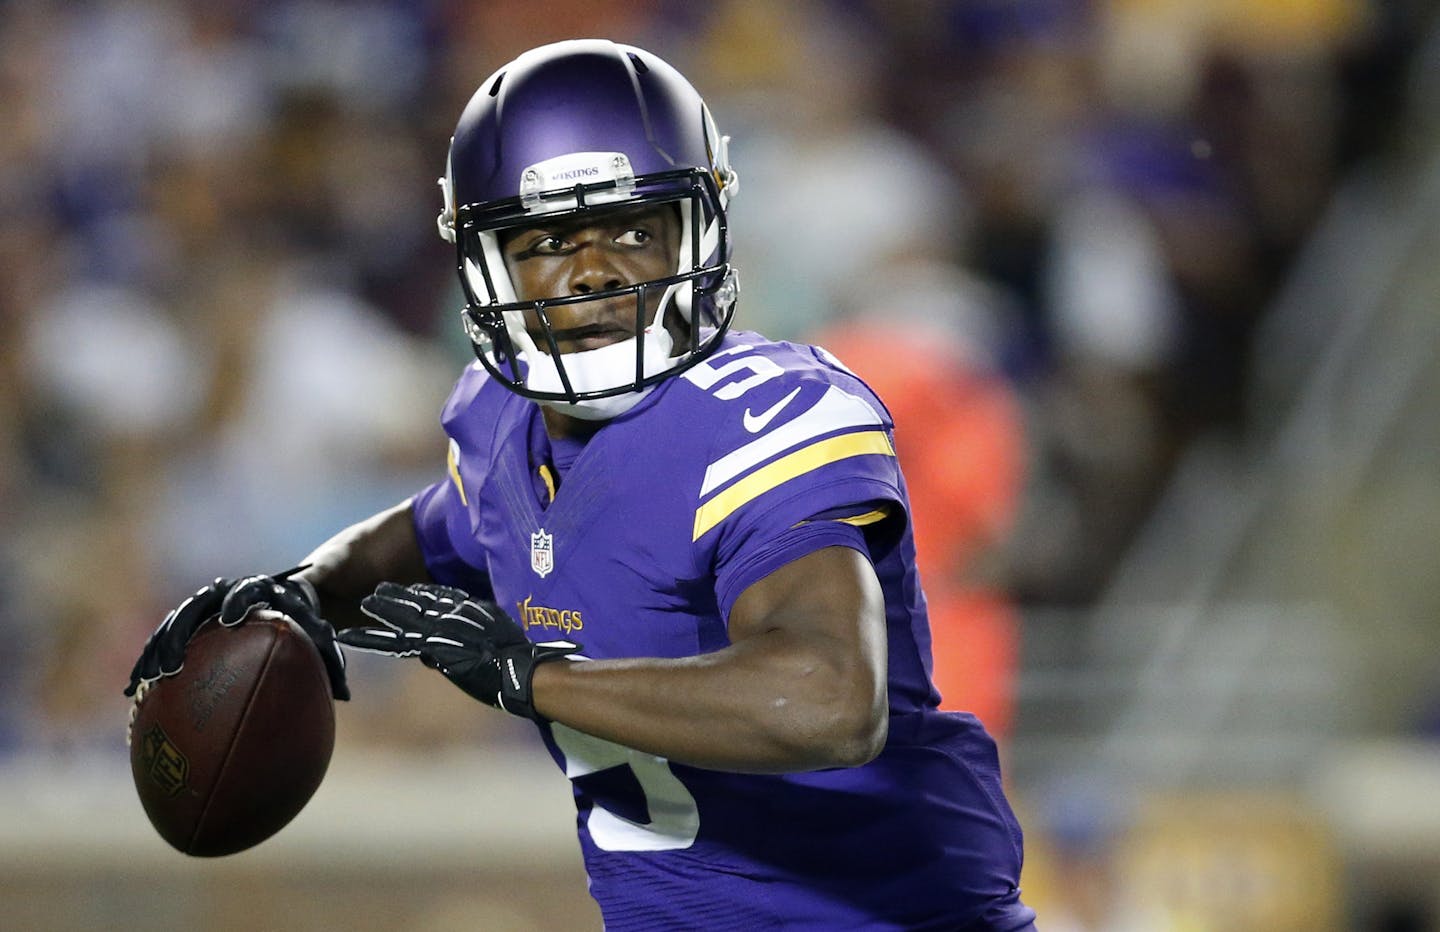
[551,722,700,851]
[681,343,783,399]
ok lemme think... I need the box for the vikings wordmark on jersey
[410,331,1034,930]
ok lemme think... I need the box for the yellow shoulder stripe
[833,507,890,527]
[791,507,891,529]
[693,430,895,540]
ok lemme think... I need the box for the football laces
[125,678,152,748]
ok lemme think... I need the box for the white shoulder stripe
[700,385,884,497]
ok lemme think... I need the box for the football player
[127,40,1037,930]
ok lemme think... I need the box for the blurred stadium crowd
[1,0,1435,926]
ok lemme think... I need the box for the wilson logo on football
[530,529,555,577]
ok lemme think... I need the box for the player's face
[501,203,682,355]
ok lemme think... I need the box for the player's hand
[124,576,237,697]
[124,566,350,701]
[338,582,577,721]
[219,571,350,701]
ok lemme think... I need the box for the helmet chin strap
[516,280,685,420]
[524,325,676,420]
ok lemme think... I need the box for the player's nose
[567,244,625,295]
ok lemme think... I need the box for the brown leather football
[128,609,335,856]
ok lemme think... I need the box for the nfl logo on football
[530,529,555,578]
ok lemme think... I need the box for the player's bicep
[727,541,888,702]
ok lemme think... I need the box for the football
[128,609,335,856]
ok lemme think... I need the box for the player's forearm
[296,498,431,630]
[531,630,887,774]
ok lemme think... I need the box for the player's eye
[528,234,570,255]
[615,228,652,248]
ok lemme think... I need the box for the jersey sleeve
[411,476,495,600]
[713,519,874,621]
[409,362,499,601]
[695,362,908,621]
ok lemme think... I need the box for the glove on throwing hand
[125,566,350,701]
[337,582,577,721]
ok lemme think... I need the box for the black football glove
[337,582,577,721]
[124,575,236,697]
[124,565,350,701]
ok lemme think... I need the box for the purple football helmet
[438,39,740,418]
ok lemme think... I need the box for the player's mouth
[547,321,632,353]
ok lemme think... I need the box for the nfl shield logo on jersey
[530,529,555,578]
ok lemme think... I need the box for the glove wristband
[497,644,572,722]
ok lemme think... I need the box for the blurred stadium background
[2,1,1438,929]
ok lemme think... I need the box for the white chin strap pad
[523,326,676,420]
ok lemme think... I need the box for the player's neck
[541,405,607,441]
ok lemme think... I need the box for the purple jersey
[412,332,1035,930]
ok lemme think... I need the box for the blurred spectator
[695,0,969,340]
[812,259,1026,735]
[149,254,451,575]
